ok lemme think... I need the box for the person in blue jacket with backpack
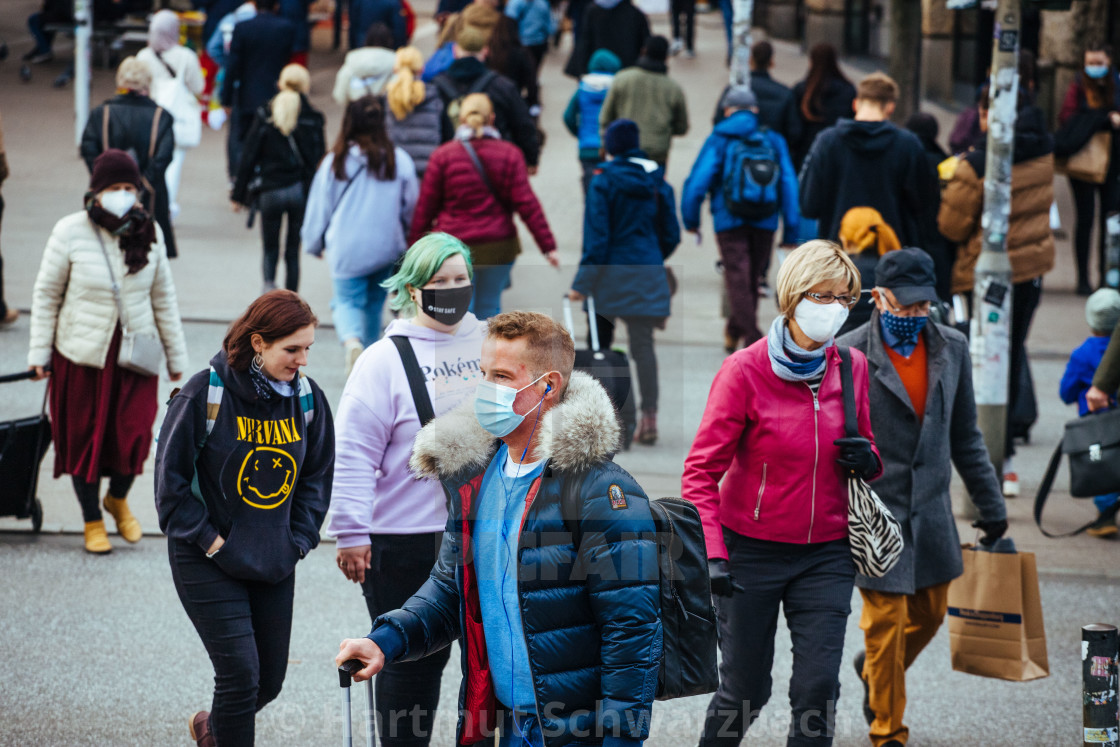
[681,86,800,353]
[563,49,622,195]
[569,119,680,446]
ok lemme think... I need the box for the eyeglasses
[804,291,859,308]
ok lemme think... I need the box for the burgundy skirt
[50,326,159,483]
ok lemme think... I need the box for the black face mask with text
[419,284,473,326]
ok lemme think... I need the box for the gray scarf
[766,316,831,382]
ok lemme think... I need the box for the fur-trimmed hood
[410,371,621,480]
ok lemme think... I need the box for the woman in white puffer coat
[28,149,188,554]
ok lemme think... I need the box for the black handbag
[1033,409,1120,537]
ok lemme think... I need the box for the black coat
[80,94,178,258]
[433,57,540,167]
[713,72,802,147]
[800,119,940,260]
[220,12,296,114]
[791,76,857,170]
[564,0,650,78]
[231,96,326,205]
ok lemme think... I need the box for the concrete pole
[969,0,1019,517]
[1106,213,1120,290]
[74,0,92,148]
[729,0,754,88]
[887,0,922,123]
[1082,624,1119,747]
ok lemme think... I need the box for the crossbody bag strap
[319,164,364,246]
[1032,438,1096,538]
[389,335,436,426]
[102,106,110,152]
[460,139,496,197]
[91,220,131,334]
[836,346,859,439]
[154,50,178,79]
[149,107,163,161]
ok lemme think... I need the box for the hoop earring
[252,353,264,373]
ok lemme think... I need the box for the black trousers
[670,0,696,51]
[699,531,855,746]
[360,533,452,746]
[169,539,295,745]
[1006,277,1042,456]
[593,315,660,413]
[259,182,306,291]
[0,194,7,318]
[1070,176,1120,290]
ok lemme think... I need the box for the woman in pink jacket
[683,239,882,747]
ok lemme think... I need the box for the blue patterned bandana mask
[881,309,928,342]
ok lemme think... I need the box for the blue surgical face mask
[1085,65,1110,80]
[474,373,550,438]
[881,308,928,340]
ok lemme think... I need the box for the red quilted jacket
[408,136,555,254]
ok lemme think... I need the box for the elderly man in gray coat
[837,248,1007,747]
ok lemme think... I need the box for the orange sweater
[885,335,929,422]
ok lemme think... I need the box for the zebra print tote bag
[837,347,903,578]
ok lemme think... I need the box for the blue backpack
[721,129,781,221]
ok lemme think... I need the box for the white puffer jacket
[28,211,188,374]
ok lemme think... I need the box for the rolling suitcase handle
[561,295,602,353]
[338,659,374,747]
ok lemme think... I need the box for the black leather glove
[708,558,744,598]
[833,436,879,480]
[972,518,1009,546]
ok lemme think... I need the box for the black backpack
[433,70,499,136]
[562,471,719,701]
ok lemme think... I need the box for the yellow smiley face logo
[237,447,298,509]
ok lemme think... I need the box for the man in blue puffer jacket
[563,48,622,194]
[682,86,800,352]
[338,312,662,747]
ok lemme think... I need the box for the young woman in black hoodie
[155,290,335,747]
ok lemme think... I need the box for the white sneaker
[1002,472,1020,498]
[669,39,683,56]
[344,340,364,379]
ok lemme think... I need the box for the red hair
[223,290,318,371]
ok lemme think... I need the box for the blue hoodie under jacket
[680,110,800,240]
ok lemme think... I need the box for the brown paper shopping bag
[946,544,1049,681]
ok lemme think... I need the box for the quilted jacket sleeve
[150,230,189,375]
[937,160,982,244]
[575,464,661,742]
[28,219,72,368]
[368,500,463,662]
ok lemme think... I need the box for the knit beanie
[588,49,622,74]
[642,36,669,63]
[456,4,500,53]
[838,206,901,256]
[89,149,142,194]
[604,119,640,156]
[1086,288,1120,334]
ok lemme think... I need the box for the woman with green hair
[326,232,482,745]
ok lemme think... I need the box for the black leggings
[670,0,695,51]
[72,473,135,522]
[259,182,306,291]
[1070,176,1120,290]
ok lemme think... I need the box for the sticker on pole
[1083,727,1118,744]
[998,30,1019,54]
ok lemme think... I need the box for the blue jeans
[332,266,393,348]
[1095,493,1120,512]
[169,539,295,745]
[718,0,732,55]
[699,530,856,746]
[470,263,513,321]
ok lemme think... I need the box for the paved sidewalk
[0,0,1115,743]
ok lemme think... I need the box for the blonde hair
[387,47,427,120]
[776,240,862,318]
[459,93,493,136]
[270,64,310,136]
[116,56,152,93]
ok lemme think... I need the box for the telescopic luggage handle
[561,295,601,353]
[338,659,374,747]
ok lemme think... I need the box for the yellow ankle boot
[102,495,142,543]
[84,520,112,554]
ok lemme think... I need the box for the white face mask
[99,189,137,219]
[793,298,849,344]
